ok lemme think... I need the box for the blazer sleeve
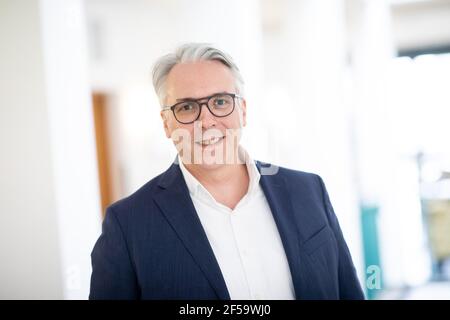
[317,175,365,300]
[89,206,139,299]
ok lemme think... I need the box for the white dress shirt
[178,147,295,300]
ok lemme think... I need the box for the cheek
[168,122,195,143]
[226,110,244,128]
[167,121,177,133]
[166,118,184,134]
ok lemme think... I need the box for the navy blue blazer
[90,160,365,300]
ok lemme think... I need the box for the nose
[197,102,217,129]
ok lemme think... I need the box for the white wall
[0,0,63,299]
[0,0,102,299]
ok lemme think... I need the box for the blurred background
[1,0,450,299]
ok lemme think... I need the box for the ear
[240,98,247,127]
[160,110,171,138]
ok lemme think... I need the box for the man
[89,43,364,300]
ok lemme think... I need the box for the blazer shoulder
[105,165,171,221]
[256,160,326,202]
[280,166,320,181]
[257,160,321,183]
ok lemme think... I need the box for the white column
[0,0,63,299]
[0,0,102,299]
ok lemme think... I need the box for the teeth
[198,136,223,146]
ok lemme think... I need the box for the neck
[184,162,247,188]
[181,148,251,210]
[183,145,249,186]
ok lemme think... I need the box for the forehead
[165,60,236,100]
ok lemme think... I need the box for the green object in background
[361,205,382,299]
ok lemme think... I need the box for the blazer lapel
[256,161,305,299]
[153,162,230,300]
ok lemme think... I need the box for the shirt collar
[178,145,261,200]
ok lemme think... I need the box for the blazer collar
[255,161,304,299]
[154,160,230,300]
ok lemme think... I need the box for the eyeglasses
[162,92,242,124]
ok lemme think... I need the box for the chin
[197,161,227,171]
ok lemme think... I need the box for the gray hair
[152,43,245,107]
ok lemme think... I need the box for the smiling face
[160,60,247,170]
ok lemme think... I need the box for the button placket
[230,210,265,299]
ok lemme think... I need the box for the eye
[212,96,232,108]
[175,102,197,113]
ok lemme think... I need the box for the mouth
[195,136,225,146]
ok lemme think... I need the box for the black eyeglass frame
[161,92,243,124]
